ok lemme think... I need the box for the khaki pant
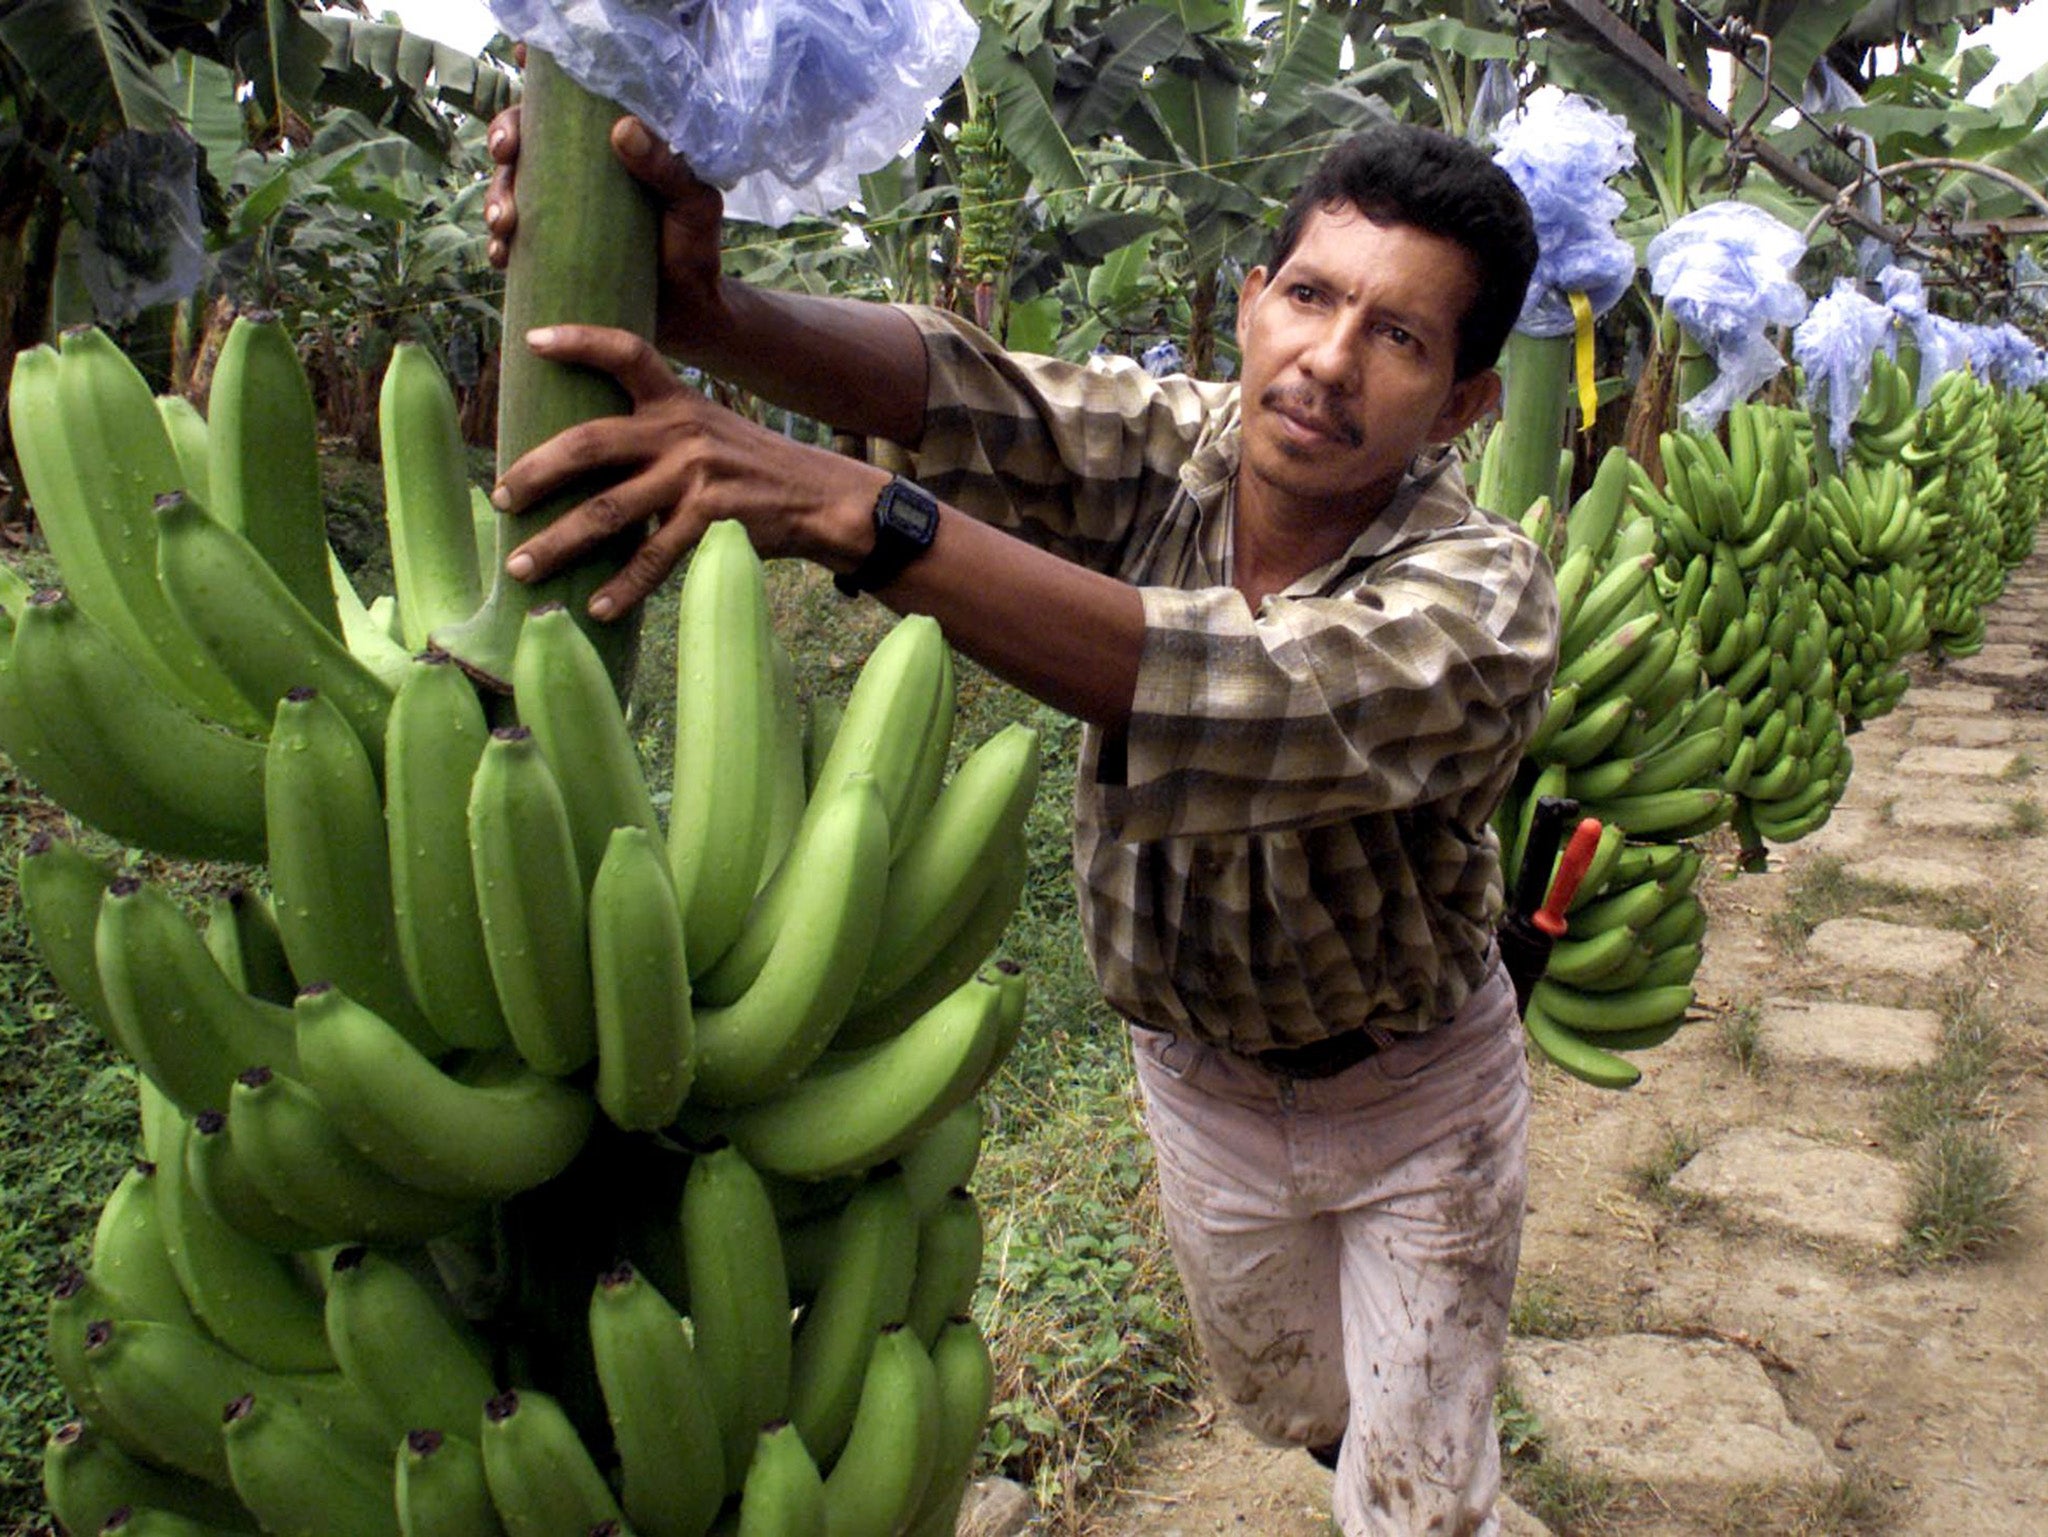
[1130,961,1529,1537]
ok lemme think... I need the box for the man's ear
[1235,265,1269,352]
[1430,368,1502,443]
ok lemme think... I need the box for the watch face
[881,482,940,541]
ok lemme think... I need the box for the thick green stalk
[1490,329,1574,526]
[433,48,660,698]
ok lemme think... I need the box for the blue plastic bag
[1880,266,1972,401]
[1792,279,1893,454]
[486,0,979,226]
[1490,92,1637,337]
[1647,201,1810,430]
[1971,322,2048,391]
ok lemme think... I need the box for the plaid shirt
[901,307,1558,1053]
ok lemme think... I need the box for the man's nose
[1299,318,1360,391]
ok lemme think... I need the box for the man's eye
[1290,283,1321,303]
[1382,324,1415,347]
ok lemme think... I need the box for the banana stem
[1491,329,1575,527]
[433,47,660,698]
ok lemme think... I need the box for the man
[485,113,1554,1536]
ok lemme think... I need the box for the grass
[1711,1465,1895,1534]
[1717,999,1766,1076]
[1632,1123,1705,1209]
[1882,994,2025,1265]
[1495,1379,1619,1533]
[0,458,1203,1530]
[1509,1275,1592,1341]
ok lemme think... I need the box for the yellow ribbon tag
[1569,290,1598,434]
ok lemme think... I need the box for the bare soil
[1081,577,2048,1535]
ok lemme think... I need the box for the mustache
[1261,384,1364,448]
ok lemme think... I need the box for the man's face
[1235,203,1498,517]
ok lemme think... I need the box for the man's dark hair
[1267,122,1538,381]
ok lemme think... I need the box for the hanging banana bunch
[1993,386,2048,568]
[14,310,1033,1535]
[1634,407,1851,863]
[1496,447,1728,1091]
[1909,368,2008,659]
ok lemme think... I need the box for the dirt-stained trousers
[1129,957,1530,1537]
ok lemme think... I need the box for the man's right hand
[484,105,732,359]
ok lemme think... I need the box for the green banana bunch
[20,317,1049,1537]
[1802,453,1928,725]
[1911,369,2009,659]
[1994,387,2047,566]
[4,590,268,863]
[1845,349,1919,463]
[6,331,263,731]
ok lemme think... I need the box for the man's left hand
[490,325,886,619]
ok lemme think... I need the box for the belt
[1249,1027,1391,1080]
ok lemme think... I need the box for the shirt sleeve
[898,305,1230,570]
[1096,522,1560,842]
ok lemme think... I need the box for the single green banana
[18,830,126,1057]
[226,1067,482,1246]
[705,973,1006,1182]
[1577,787,1731,840]
[185,1109,327,1252]
[1520,1000,1640,1090]
[7,336,260,730]
[89,1161,199,1330]
[511,602,661,886]
[324,1246,499,1441]
[202,887,298,1008]
[384,650,509,1052]
[205,312,341,636]
[819,1325,940,1537]
[43,1418,260,1537]
[220,1389,401,1537]
[293,982,593,1201]
[692,775,891,1107]
[94,875,299,1116]
[787,1169,918,1468]
[1528,978,1693,1035]
[380,343,484,648]
[735,1422,827,1537]
[1562,446,1633,562]
[904,1189,982,1349]
[897,1100,985,1219]
[327,549,415,692]
[468,724,595,1077]
[804,613,954,860]
[1537,693,1633,771]
[831,831,1026,1052]
[79,1316,261,1486]
[151,1108,334,1373]
[266,687,438,1053]
[396,1429,509,1537]
[902,1317,996,1537]
[478,1388,626,1536]
[589,824,696,1131]
[10,590,268,862]
[668,519,779,975]
[588,1261,725,1537]
[854,723,1040,1010]
[1535,922,1639,990]
[683,1143,794,1493]
[156,491,394,765]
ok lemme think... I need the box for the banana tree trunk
[433,48,660,699]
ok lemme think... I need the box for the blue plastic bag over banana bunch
[1792,278,1895,457]
[1488,91,1638,340]
[1968,321,2048,392]
[75,130,207,325]
[1879,265,1972,405]
[483,0,979,226]
[1647,201,1810,432]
